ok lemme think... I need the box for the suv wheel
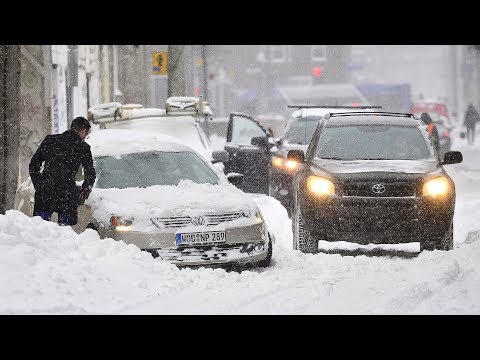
[421,222,454,251]
[293,206,318,254]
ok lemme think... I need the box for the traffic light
[312,66,323,85]
[312,66,322,77]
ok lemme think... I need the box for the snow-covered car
[15,129,273,268]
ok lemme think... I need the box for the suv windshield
[316,125,433,160]
[284,116,322,144]
[94,151,219,189]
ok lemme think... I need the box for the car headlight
[423,177,451,197]
[242,209,263,223]
[255,209,264,224]
[111,215,133,231]
[307,176,335,196]
[272,156,299,171]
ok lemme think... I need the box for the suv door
[224,113,271,194]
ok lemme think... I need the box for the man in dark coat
[464,104,480,144]
[29,117,96,226]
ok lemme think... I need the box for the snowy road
[1,130,480,314]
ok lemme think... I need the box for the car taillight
[444,131,450,137]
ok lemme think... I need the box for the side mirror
[442,151,463,165]
[212,150,229,164]
[251,136,269,148]
[227,172,244,186]
[287,149,305,163]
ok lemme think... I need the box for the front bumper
[101,222,269,266]
[300,195,455,244]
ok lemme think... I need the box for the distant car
[288,111,463,253]
[269,106,381,214]
[411,100,452,126]
[15,129,273,268]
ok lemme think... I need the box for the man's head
[420,112,432,125]
[71,117,91,140]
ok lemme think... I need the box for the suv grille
[342,181,416,197]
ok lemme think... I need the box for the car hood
[85,180,258,232]
[311,158,439,175]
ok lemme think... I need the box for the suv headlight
[111,215,134,231]
[272,156,299,171]
[307,176,335,196]
[423,177,451,197]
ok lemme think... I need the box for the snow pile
[2,207,480,314]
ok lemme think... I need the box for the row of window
[266,45,327,63]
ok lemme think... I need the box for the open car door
[224,112,272,194]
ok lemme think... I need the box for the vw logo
[371,183,386,194]
[191,216,206,226]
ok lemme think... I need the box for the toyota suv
[288,111,463,253]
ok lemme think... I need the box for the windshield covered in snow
[94,151,219,189]
[316,125,434,160]
[284,116,322,144]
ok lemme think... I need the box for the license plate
[176,231,226,246]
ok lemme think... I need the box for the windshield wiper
[320,157,344,160]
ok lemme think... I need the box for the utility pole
[0,45,21,214]
[167,45,185,97]
[202,45,208,101]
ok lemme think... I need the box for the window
[270,45,287,63]
[315,125,434,160]
[311,45,327,62]
[231,116,266,146]
[94,151,219,189]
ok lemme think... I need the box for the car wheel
[256,234,273,268]
[421,222,453,251]
[294,206,318,254]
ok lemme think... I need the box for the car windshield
[315,125,433,160]
[94,151,219,189]
[284,116,322,144]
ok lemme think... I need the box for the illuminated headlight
[307,176,335,196]
[423,177,451,197]
[272,156,299,171]
[111,215,133,231]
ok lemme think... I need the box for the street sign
[152,51,168,75]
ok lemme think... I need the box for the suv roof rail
[287,105,382,109]
[325,111,416,119]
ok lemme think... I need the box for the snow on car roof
[290,107,376,118]
[86,129,195,158]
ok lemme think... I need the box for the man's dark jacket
[29,129,96,221]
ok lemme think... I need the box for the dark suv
[288,112,463,253]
